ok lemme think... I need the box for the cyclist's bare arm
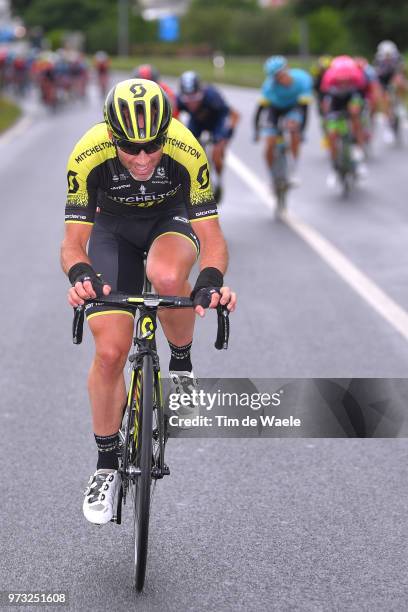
[192,217,236,315]
[229,108,240,129]
[61,223,111,306]
[60,222,92,273]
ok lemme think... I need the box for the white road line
[226,150,408,342]
[0,115,33,145]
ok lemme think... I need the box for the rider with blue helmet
[254,56,312,185]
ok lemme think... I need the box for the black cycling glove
[68,262,105,298]
[191,267,224,308]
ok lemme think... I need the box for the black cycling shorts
[261,104,304,136]
[325,91,364,114]
[85,208,200,320]
[378,73,393,89]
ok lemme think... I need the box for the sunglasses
[113,135,165,155]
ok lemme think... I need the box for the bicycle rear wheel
[337,136,354,198]
[132,354,154,591]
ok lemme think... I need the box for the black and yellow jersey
[65,118,217,226]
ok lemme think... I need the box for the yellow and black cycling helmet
[104,78,172,143]
[317,55,332,70]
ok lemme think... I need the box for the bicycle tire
[133,354,154,592]
[337,136,353,198]
[271,147,288,213]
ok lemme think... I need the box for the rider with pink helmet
[319,55,368,174]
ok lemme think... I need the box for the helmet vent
[150,95,160,137]
[118,98,134,138]
[134,101,146,139]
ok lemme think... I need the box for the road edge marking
[226,150,408,342]
[0,115,33,145]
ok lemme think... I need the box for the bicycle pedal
[163,464,170,476]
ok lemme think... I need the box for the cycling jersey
[65,117,217,319]
[159,81,179,118]
[374,56,403,81]
[177,85,230,135]
[320,65,367,94]
[65,118,217,225]
[261,68,312,109]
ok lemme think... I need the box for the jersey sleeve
[298,71,313,98]
[164,120,218,223]
[64,123,115,225]
[206,86,230,115]
[65,152,98,225]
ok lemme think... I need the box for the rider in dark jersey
[177,71,239,203]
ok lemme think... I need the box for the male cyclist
[320,55,368,184]
[254,56,312,186]
[177,70,240,203]
[373,40,407,141]
[355,56,381,120]
[60,79,236,525]
[93,50,110,98]
[311,55,332,116]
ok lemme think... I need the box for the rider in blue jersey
[254,56,312,185]
[177,71,240,202]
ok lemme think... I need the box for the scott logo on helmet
[130,83,147,98]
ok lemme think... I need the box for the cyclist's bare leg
[146,233,196,346]
[212,140,227,178]
[382,89,392,120]
[349,106,365,147]
[287,120,301,160]
[327,130,338,164]
[265,135,277,169]
[88,313,134,435]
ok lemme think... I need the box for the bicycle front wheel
[133,354,154,591]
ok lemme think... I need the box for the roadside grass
[0,96,21,133]
[111,55,313,88]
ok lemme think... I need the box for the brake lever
[214,305,230,350]
[72,305,85,345]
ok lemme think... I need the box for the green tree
[307,7,353,55]
[294,0,408,52]
[181,4,298,55]
[189,0,259,10]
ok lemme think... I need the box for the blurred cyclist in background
[31,51,58,109]
[311,55,332,148]
[177,70,240,203]
[373,40,407,142]
[320,55,368,184]
[133,63,179,118]
[355,56,381,120]
[68,50,89,100]
[93,50,110,98]
[11,50,30,95]
[312,55,332,116]
[254,55,312,185]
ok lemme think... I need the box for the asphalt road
[1,75,408,611]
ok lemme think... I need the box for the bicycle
[270,121,290,215]
[389,85,407,145]
[72,273,230,592]
[328,112,357,198]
